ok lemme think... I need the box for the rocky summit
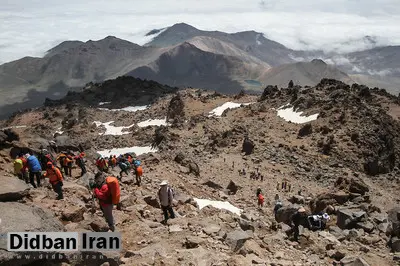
[0,77,400,265]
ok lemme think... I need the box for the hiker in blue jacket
[26,153,42,188]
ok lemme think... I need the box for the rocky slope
[1,77,400,265]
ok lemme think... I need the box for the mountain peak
[311,59,327,65]
[169,23,199,32]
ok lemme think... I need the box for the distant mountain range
[0,22,399,117]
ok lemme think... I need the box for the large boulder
[337,208,367,229]
[242,137,255,155]
[298,124,313,137]
[226,180,239,195]
[0,177,29,202]
[225,230,252,252]
[335,177,369,196]
[0,202,64,265]
[275,205,300,225]
[340,256,370,266]
[62,206,86,222]
[390,237,400,252]
[167,94,185,122]
[309,192,350,213]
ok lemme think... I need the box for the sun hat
[160,180,168,186]
[298,207,306,213]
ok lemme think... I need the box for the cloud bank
[0,0,399,63]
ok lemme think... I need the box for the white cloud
[0,0,400,63]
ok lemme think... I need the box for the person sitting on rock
[158,180,175,223]
[308,212,330,231]
[91,172,115,232]
[290,207,310,241]
[26,153,42,188]
[44,162,63,200]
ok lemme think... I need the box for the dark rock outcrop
[242,137,255,155]
[167,94,185,123]
[298,124,313,137]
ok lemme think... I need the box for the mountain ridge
[0,22,399,118]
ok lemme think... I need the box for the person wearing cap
[158,180,175,223]
[290,206,309,241]
[43,162,64,200]
[26,153,42,188]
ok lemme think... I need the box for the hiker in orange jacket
[91,172,115,231]
[44,162,63,200]
[257,187,264,208]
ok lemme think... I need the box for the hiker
[274,199,283,216]
[257,191,264,208]
[111,155,117,168]
[91,172,116,232]
[96,157,109,173]
[38,148,55,169]
[44,162,63,200]
[290,207,309,241]
[66,152,74,177]
[14,157,24,180]
[256,187,262,197]
[308,213,330,231]
[19,154,29,183]
[132,159,143,186]
[57,152,72,177]
[158,180,175,223]
[26,153,42,188]
[75,152,87,177]
[118,159,130,179]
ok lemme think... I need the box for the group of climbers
[88,172,175,231]
[12,148,175,232]
[13,150,87,190]
[96,153,143,186]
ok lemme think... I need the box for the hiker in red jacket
[91,172,115,232]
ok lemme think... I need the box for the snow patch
[194,198,242,216]
[208,102,253,117]
[98,105,149,112]
[97,146,158,157]
[93,121,134,135]
[98,102,111,106]
[53,127,64,137]
[256,33,262,45]
[277,104,319,124]
[137,118,169,127]
[1,125,27,130]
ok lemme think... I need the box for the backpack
[136,165,143,176]
[105,176,120,205]
[134,160,141,166]
[168,186,175,199]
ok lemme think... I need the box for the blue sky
[0,0,399,63]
